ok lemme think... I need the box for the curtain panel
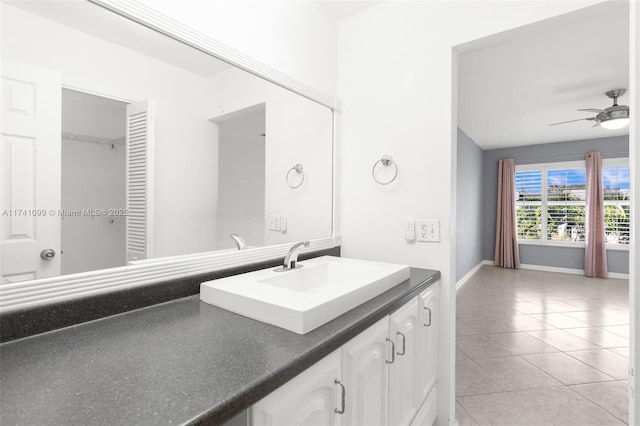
[494,158,520,269]
[584,151,608,278]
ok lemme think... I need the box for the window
[515,159,630,248]
[603,160,630,245]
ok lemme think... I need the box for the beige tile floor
[456,266,629,426]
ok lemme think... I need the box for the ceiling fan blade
[578,108,604,113]
[548,117,595,126]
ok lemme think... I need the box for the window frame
[514,158,629,251]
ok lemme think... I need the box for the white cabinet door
[341,316,389,426]
[251,350,342,426]
[417,286,438,402]
[388,296,420,426]
[410,384,438,426]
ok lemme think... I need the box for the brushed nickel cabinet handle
[396,331,406,356]
[386,338,396,364]
[334,379,345,414]
[424,307,432,327]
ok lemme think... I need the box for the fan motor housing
[596,105,630,123]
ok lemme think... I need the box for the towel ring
[286,163,305,189]
[372,155,398,185]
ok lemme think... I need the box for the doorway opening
[61,88,128,275]
[453,1,632,424]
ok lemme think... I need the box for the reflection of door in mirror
[61,89,127,275]
[1,60,61,284]
[1,1,333,286]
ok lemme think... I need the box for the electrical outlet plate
[416,220,428,241]
[280,215,287,232]
[416,219,440,242]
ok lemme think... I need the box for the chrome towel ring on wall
[286,163,305,189]
[372,155,398,185]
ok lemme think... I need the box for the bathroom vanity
[0,2,442,424]
[0,267,439,425]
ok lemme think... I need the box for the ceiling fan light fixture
[597,106,630,130]
[550,89,630,130]
[600,117,630,130]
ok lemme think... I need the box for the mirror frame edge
[91,0,341,112]
[0,0,340,313]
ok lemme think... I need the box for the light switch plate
[269,214,280,231]
[405,218,415,242]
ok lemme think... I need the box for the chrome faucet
[278,241,309,271]
[230,233,247,250]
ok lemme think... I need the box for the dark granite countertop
[0,267,439,426]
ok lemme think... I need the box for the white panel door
[341,316,389,426]
[1,60,61,283]
[388,296,420,426]
[251,349,342,426]
[418,287,439,402]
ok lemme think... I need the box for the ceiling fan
[549,89,630,130]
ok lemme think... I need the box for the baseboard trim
[519,263,583,275]
[608,272,630,280]
[456,262,485,292]
[467,260,628,280]
[519,263,629,280]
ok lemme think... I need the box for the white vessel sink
[200,256,410,334]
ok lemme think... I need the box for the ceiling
[458,1,630,150]
[7,1,231,78]
[317,1,384,20]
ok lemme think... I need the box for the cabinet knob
[396,331,406,356]
[334,379,346,414]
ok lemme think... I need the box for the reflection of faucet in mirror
[0,0,333,291]
[277,241,310,271]
[230,233,247,250]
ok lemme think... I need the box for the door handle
[40,249,56,260]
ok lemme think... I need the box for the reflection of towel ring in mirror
[286,163,305,189]
[372,155,398,185]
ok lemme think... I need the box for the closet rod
[61,131,124,147]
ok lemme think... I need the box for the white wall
[136,0,339,97]
[61,141,126,274]
[217,108,266,249]
[207,67,333,246]
[337,1,605,423]
[1,4,219,258]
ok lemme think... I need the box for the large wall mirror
[0,0,335,296]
